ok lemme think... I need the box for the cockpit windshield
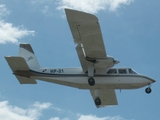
[128,68,137,74]
[107,68,137,74]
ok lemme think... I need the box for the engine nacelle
[86,56,119,68]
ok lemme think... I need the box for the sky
[0,0,160,120]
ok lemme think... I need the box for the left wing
[65,9,106,58]
[90,89,118,108]
[65,9,119,72]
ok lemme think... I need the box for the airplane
[5,9,155,108]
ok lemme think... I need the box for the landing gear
[95,97,101,106]
[88,77,95,86]
[145,87,152,94]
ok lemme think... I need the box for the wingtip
[64,8,74,13]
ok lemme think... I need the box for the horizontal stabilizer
[5,56,37,84]
[5,56,30,71]
[16,75,37,84]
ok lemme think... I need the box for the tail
[19,44,40,70]
[5,44,39,84]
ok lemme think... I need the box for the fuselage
[15,67,155,90]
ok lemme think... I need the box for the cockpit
[107,68,137,75]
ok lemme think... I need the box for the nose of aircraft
[148,78,156,84]
[152,79,156,83]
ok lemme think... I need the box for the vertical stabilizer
[19,44,40,70]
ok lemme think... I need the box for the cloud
[0,100,133,120]
[0,4,35,44]
[30,0,54,4]
[27,101,52,119]
[29,0,134,14]
[29,0,55,17]
[77,114,127,120]
[0,4,10,18]
[0,20,35,44]
[49,114,130,120]
[49,117,60,120]
[0,101,52,120]
[57,0,134,13]
[49,117,69,120]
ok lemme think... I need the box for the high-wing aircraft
[5,9,155,108]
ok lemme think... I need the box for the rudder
[19,44,40,70]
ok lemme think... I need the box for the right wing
[90,89,118,108]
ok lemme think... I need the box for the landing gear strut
[145,87,152,94]
[88,77,95,86]
[95,97,101,106]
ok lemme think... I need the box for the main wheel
[88,77,95,86]
[145,87,152,94]
[95,98,101,106]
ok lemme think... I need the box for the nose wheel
[145,87,152,94]
[88,77,95,86]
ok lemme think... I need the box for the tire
[88,77,95,86]
[145,87,151,94]
[95,98,101,106]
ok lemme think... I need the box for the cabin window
[107,69,117,74]
[128,69,137,74]
[118,69,127,74]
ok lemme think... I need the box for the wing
[90,89,118,108]
[65,9,106,58]
[65,9,119,72]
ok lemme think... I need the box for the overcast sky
[0,0,159,120]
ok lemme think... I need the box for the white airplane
[5,9,155,108]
